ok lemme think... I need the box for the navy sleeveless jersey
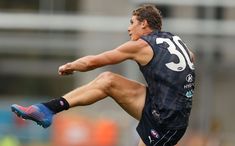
[139,31,195,128]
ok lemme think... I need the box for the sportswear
[137,31,195,145]
[11,103,54,128]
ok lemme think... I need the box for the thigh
[104,72,147,120]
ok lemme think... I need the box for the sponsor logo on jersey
[185,89,194,98]
[184,83,194,89]
[186,74,193,82]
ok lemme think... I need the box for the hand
[58,62,76,75]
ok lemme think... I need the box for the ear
[141,19,149,29]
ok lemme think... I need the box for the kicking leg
[63,71,147,120]
[11,71,146,127]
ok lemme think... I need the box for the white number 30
[156,36,195,72]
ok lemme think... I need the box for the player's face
[128,15,144,41]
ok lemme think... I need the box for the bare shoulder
[117,39,149,52]
[132,39,151,52]
[134,38,150,47]
[131,39,154,65]
[114,39,153,65]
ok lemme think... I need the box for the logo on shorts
[148,136,154,144]
[150,129,160,139]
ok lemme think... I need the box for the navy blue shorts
[136,90,187,146]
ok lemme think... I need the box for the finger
[58,65,66,72]
[59,70,74,76]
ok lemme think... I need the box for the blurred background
[0,0,234,146]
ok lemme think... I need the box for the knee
[95,71,115,90]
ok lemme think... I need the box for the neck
[142,28,154,36]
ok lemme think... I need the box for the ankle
[42,97,70,114]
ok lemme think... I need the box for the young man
[11,4,195,146]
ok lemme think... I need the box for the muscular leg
[11,71,147,144]
[63,71,146,120]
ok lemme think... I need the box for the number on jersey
[156,36,194,72]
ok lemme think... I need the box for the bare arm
[58,49,131,75]
[58,39,152,75]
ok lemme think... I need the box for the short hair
[132,4,162,31]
